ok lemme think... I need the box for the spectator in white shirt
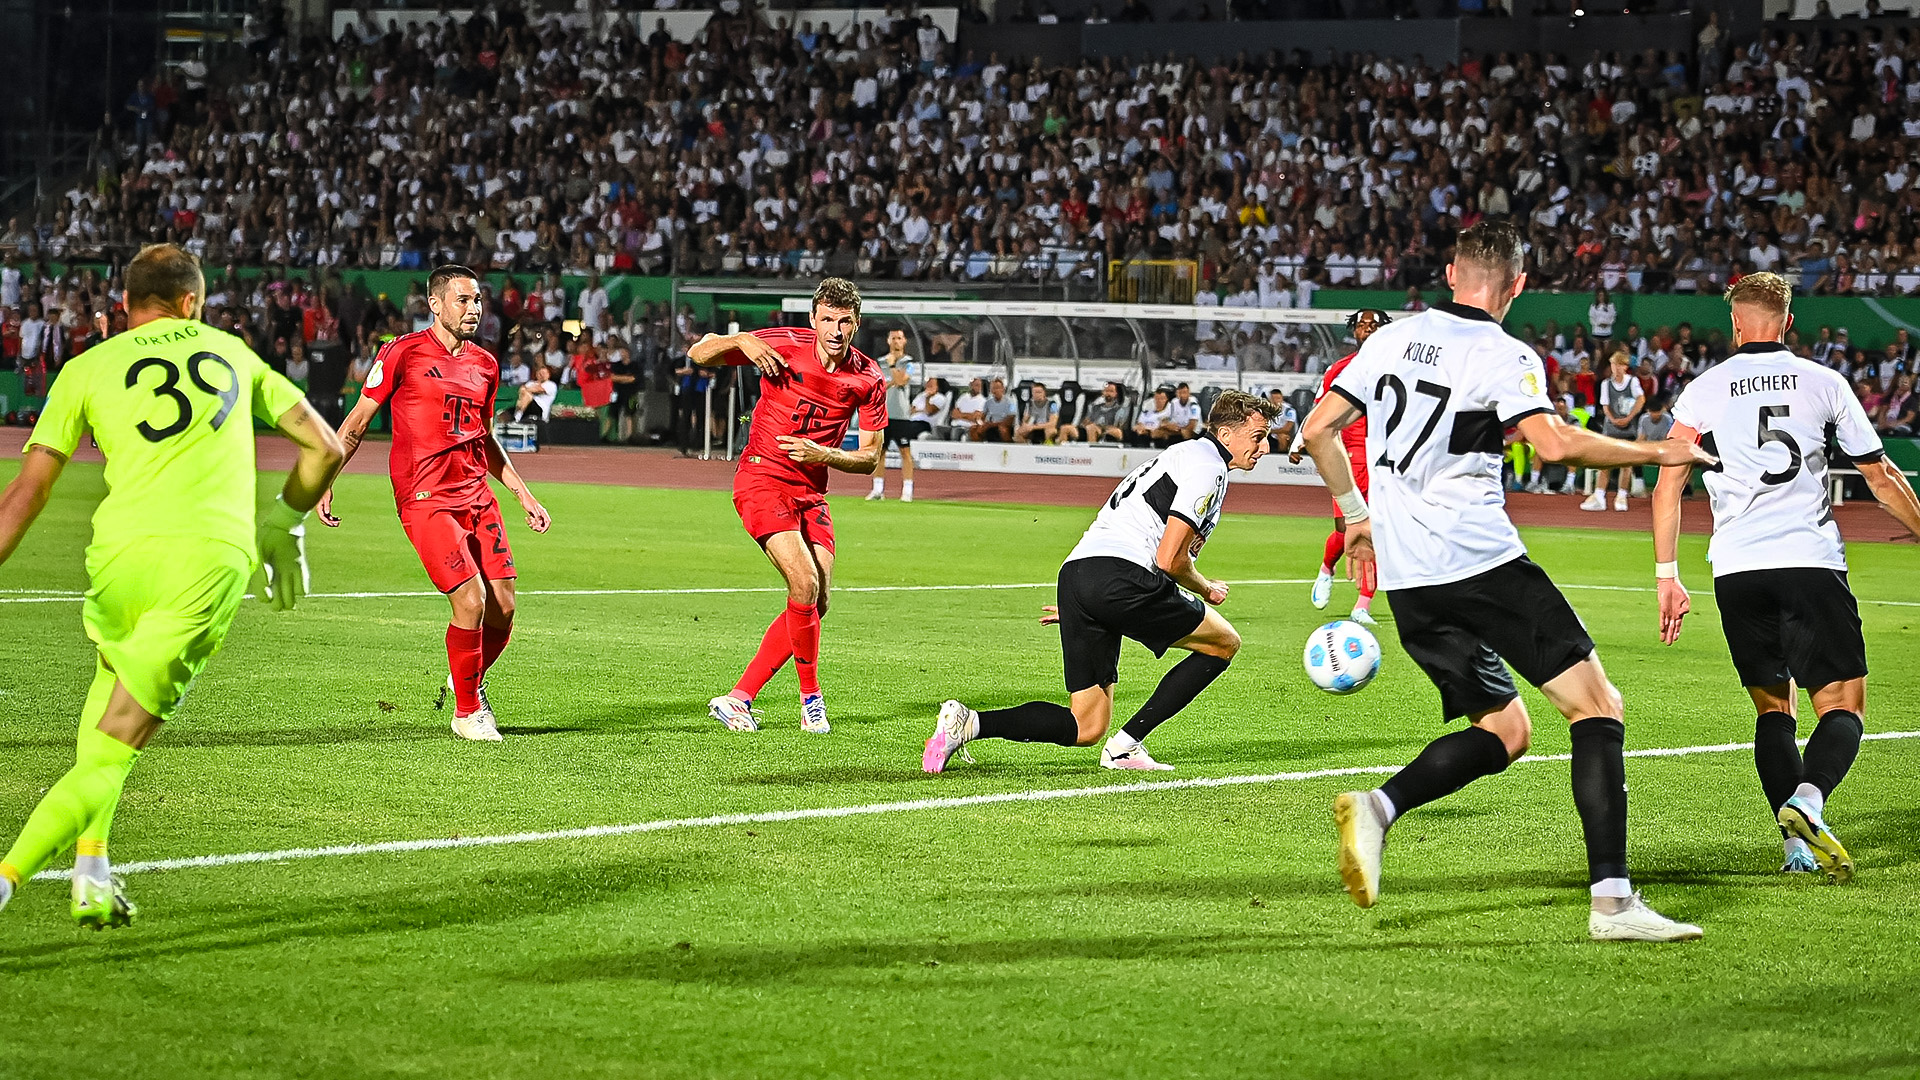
[949,377,988,437]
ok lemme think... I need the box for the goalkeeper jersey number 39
[27,317,307,565]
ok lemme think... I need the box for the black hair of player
[126,243,206,311]
[429,263,480,298]
[1345,309,1393,334]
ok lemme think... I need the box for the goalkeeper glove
[252,496,310,611]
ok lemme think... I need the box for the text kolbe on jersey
[1329,303,1555,592]
[1671,343,1884,577]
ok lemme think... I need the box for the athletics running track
[3,429,1913,543]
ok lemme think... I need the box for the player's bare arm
[484,428,552,533]
[1650,419,1698,645]
[1302,392,1374,566]
[690,332,788,377]
[1514,412,1717,470]
[316,390,384,527]
[0,445,69,566]
[777,427,883,476]
[1857,457,1920,540]
[1156,517,1228,605]
[273,400,347,512]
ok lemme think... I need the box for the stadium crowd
[1,5,1919,298]
[1,2,1918,443]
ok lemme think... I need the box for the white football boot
[709,695,762,732]
[1333,791,1388,908]
[1589,892,1703,942]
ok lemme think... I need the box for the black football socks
[1753,711,1803,813]
[1571,717,1630,888]
[1802,709,1864,800]
[1378,724,1510,819]
[1120,653,1232,743]
[976,702,1079,746]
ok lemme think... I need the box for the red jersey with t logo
[360,329,500,512]
[737,326,888,492]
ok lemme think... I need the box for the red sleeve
[360,339,405,406]
[859,376,890,432]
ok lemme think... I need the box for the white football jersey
[1067,436,1231,572]
[1329,302,1555,590]
[1670,343,1883,576]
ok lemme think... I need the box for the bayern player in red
[1291,308,1390,625]
[317,264,552,741]
[692,278,887,735]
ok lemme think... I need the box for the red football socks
[481,620,512,676]
[1321,531,1346,576]
[786,600,822,697]
[732,613,792,702]
[446,624,485,715]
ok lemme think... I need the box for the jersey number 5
[126,352,240,443]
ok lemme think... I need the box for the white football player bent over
[923,391,1282,774]
[1301,219,1716,941]
[1653,271,1920,882]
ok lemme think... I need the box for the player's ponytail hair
[812,277,863,317]
[125,244,206,314]
[1208,389,1281,431]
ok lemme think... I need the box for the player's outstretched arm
[274,400,347,513]
[777,427,883,476]
[1301,391,1375,567]
[1515,412,1717,471]
[250,400,347,612]
[1155,517,1228,605]
[1859,457,1920,541]
[0,446,68,567]
[484,429,552,533]
[1651,420,1697,645]
[689,332,788,377]
[317,391,384,527]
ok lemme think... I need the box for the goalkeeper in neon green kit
[0,244,344,927]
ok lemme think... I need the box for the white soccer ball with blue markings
[1303,620,1382,695]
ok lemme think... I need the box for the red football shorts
[733,473,835,553]
[400,498,517,593]
[1331,453,1371,518]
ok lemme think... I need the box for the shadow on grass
[514,927,1549,987]
[0,857,698,973]
[0,725,452,751]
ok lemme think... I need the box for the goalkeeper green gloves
[252,496,310,611]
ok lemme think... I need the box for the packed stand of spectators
[1494,287,1918,504]
[2,3,1919,305]
[0,256,739,448]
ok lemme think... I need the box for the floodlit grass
[1,462,1917,1078]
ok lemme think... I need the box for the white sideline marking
[31,731,1920,882]
[0,579,1914,607]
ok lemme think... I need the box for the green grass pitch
[2,461,1918,1078]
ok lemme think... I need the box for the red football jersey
[1319,351,1369,457]
[360,329,500,511]
[736,327,888,492]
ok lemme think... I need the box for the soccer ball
[1303,620,1382,695]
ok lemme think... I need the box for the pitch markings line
[32,730,1920,882]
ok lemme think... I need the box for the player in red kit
[1291,309,1390,625]
[316,264,552,742]
[691,278,887,735]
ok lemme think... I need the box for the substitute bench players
[1653,272,1920,882]
[922,390,1281,773]
[319,264,552,742]
[1300,219,1714,941]
[696,278,888,735]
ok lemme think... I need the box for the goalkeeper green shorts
[81,539,252,721]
